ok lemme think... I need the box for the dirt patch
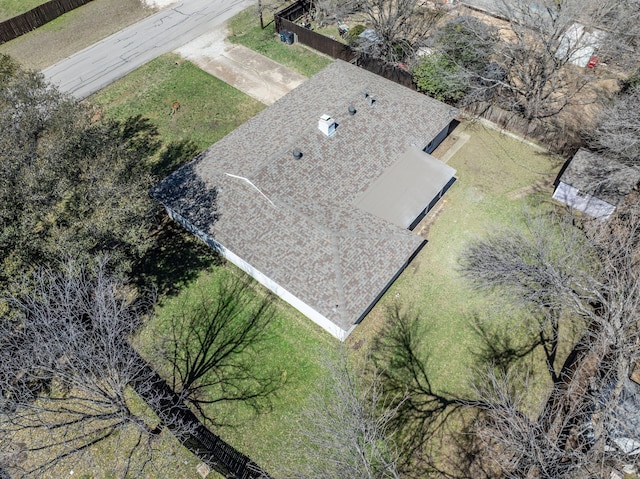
[414,199,447,239]
[506,176,556,200]
[0,0,155,70]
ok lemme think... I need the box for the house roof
[559,148,640,206]
[152,59,457,334]
[355,146,456,229]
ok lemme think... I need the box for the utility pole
[258,0,264,29]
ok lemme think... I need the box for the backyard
[132,120,564,476]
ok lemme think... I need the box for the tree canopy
[0,54,160,289]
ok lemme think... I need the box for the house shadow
[136,150,222,296]
[135,217,222,297]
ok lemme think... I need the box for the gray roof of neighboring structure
[559,148,640,206]
[152,59,458,333]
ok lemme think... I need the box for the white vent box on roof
[318,114,337,137]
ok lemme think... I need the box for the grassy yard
[91,53,265,174]
[135,265,338,474]
[0,0,46,21]
[347,121,564,396]
[0,0,154,70]
[227,8,332,78]
[32,415,204,479]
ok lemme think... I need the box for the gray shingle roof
[152,60,457,334]
[559,148,640,206]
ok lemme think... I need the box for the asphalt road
[43,0,254,99]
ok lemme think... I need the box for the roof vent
[348,106,356,115]
[368,95,375,107]
[318,114,337,137]
[292,149,303,160]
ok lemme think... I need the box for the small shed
[552,149,640,219]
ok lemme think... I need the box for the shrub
[346,24,366,42]
[412,54,468,102]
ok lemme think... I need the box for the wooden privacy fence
[0,0,94,44]
[274,0,310,22]
[129,347,271,479]
[274,1,416,90]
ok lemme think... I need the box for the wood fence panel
[275,5,416,91]
[278,18,354,62]
[0,0,94,44]
[128,346,271,479]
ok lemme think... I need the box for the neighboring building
[152,59,458,340]
[552,148,640,219]
[556,22,605,67]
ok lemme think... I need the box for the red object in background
[587,56,599,69]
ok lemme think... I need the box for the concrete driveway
[43,0,254,99]
[175,29,307,105]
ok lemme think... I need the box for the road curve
[43,0,254,99]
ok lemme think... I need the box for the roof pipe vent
[348,106,356,115]
[363,90,368,99]
[292,149,303,160]
[369,95,375,107]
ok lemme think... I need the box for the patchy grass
[0,0,46,21]
[346,121,564,396]
[10,388,203,479]
[90,53,265,172]
[227,7,332,78]
[0,0,154,70]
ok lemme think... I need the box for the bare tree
[588,86,640,165]
[370,205,640,478]
[153,274,279,426]
[460,206,640,478]
[457,0,640,121]
[285,350,404,479]
[310,0,352,28]
[0,260,182,478]
[348,0,445,63]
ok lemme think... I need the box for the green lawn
[91,53,265,175]
[227,8,332,78]
[347,121,564,396]
[0,0,45,20]
[135,265,337,474]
